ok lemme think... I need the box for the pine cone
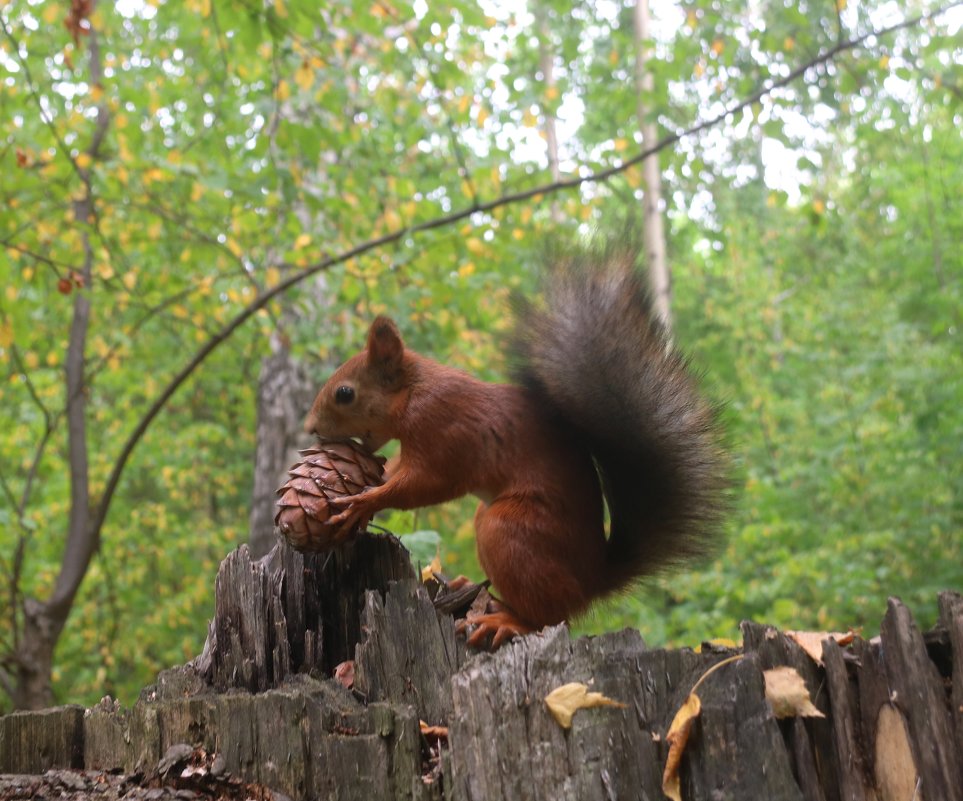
[274,440,386,552]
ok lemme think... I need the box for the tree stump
[1,532,961,801]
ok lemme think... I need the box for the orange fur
[306,330,606,629]
[305,255,728,644]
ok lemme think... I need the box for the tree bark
[2,537,961,801]
[248,340,317,558]
[634,0,672,333]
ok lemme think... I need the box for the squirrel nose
[303,413,317,435]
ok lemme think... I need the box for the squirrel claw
[327,506,351,526]
[327,498,369,542]
[459,610,534,650]
[328,492,363,511]
[327,489,371,523]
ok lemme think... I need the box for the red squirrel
[304,248,729,647]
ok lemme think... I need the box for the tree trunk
[634,0,672,333]
[3,535,961,801]
[13,257,97,710]
[10,601,57,711]
[248,340,317,558]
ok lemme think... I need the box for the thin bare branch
[8,345,54,431]
[0,460,18,512]
[15,425,55,526]
[2,346,56,641]
[0,239,80,271]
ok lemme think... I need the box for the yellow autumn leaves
[544,682,626,729]
[542,648,827,801]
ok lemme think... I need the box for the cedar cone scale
[274,440,386,552]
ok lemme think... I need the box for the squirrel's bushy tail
[510,243,730,591]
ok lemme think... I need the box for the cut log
[202,535,415,693]
[878,597,963,801]
[938,591,963,762]
[0,705,84,774]
[355,578,465,725]
[1,533,961,801]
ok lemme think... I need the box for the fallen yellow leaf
[785,629,855,665]
[420,554,442,583]
[544,682,625,729]
[662,692,701,801]
[661,654,744,799]
[764,667,825,719]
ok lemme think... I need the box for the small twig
[0,469,18,514]
[9,345,53,430]
[691,654,745,694]
[363,522,392,535]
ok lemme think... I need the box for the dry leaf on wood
[661,653,743,801]
[333,660,355,689]
[420,554,443,583]
[544,682,625,729]
[662,692,702,801]
[785,629,856,665]
[764,666,825,719]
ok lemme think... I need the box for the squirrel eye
[334,385,355,405]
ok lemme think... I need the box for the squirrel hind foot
[457,609,536,650]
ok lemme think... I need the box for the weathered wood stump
[1,532,962,801]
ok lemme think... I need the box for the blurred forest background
[1,0,960,711]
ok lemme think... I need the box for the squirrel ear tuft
[366,316,404,377]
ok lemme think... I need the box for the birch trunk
[248,339,316,558]
[634,0,672,334]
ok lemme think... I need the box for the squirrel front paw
[327,490,377,542]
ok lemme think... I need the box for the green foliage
[1,0,960,709]
[579,83,963,644]
[396,529,442,572]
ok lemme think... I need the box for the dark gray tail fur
[510,244,730,591]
